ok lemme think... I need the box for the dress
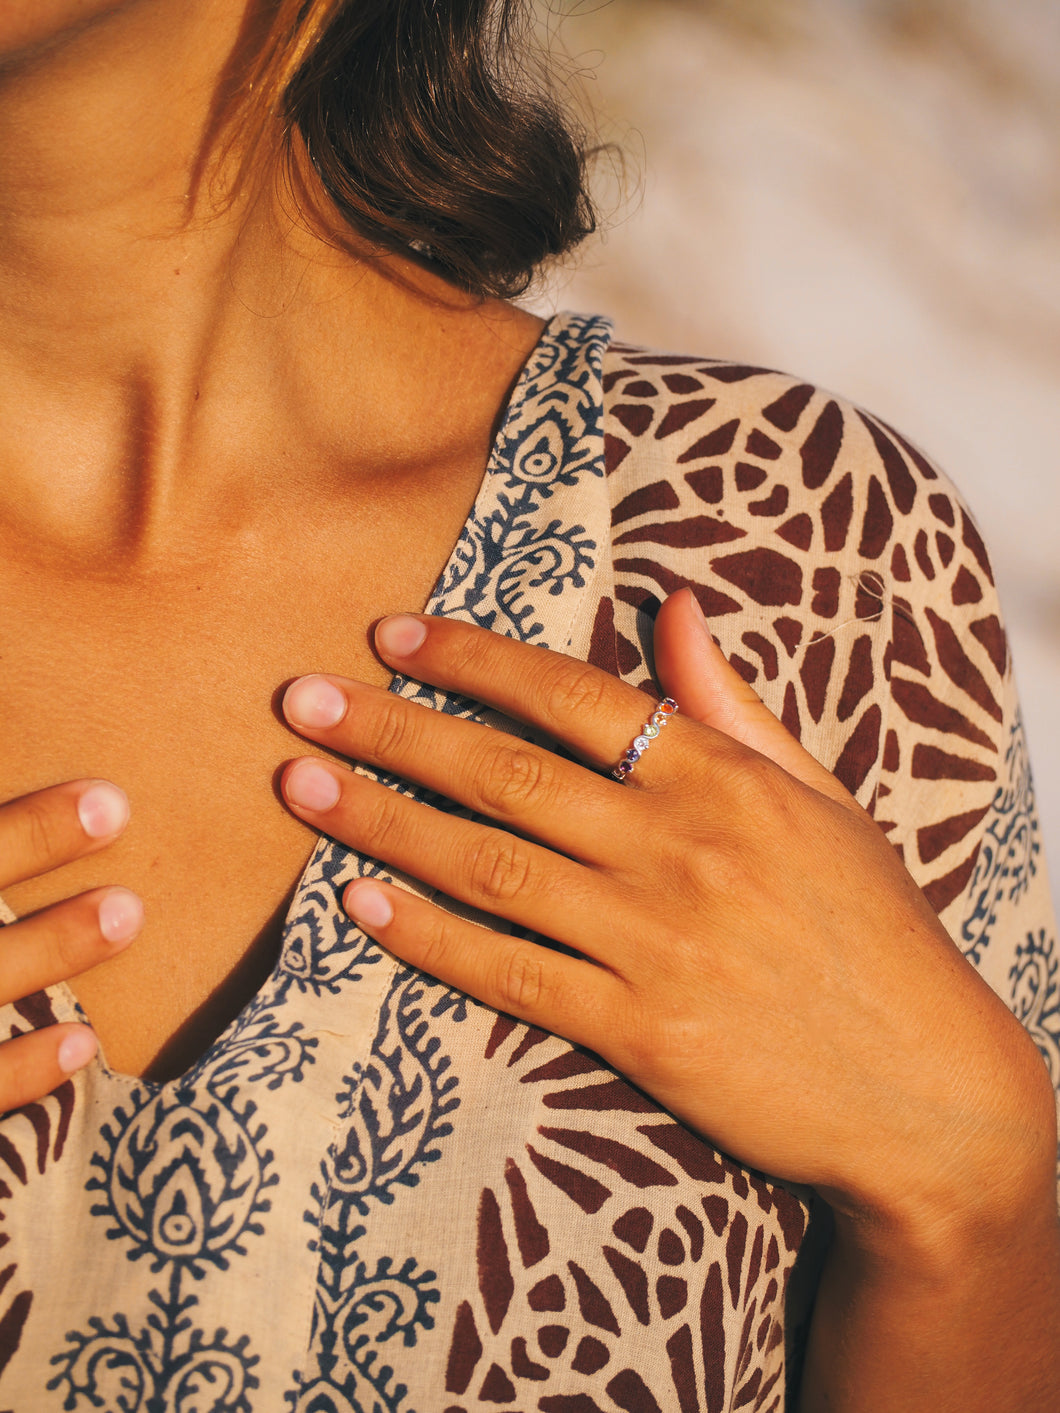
[0,312,1056,1413]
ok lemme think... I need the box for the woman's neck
[0,0,526,567]
[0,3,285,547]
[0,1,260,359]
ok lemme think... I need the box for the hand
[278,590,1055,1250]
[0,780,143,1110]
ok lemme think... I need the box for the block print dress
[0,313,1056,1413]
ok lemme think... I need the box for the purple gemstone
[625,747,642,763]
[613,760,634,779]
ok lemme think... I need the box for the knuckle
[416,911,464,982]
[728,746,786,816]
[51,914,89,978]
[441,628,499,684]
[495,945,547,1012]
[467,833,535,906]
[357,787,409,851]
[660,827,741,909]
[0,1035,52,1113]
[363,698,417,762]
[473,746,549,817]
[540,660,610,727]
[711,840,747,898]
[15,796,66,869]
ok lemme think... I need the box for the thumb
[654,588,856,808]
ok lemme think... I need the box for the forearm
[798,1181,1060,1411]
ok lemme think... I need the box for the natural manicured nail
[686,586,708,630]
[345,883,394,929]
[77,782,130,839]
[284,676,347,729]
[98,889,144,946]
[376,615,428,658]
[57,1027,98,1074]
[285,760,341,812]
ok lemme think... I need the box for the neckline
[40,310,612,1089]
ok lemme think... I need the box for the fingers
[282,675,629,860]
[0,886,143,1006]
[654,587,861,810]
[0,1025,98,1114]
[0,779,130,891]
[0,777,137,1110]
[0,882,142,1108]
[280,758,620,957]
[342,876,621,1049]
[369,614,689,783]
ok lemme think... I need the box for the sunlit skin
[0,0,125,58]
[0,2,1057,1409]
[0,0,543,1080]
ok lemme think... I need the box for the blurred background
[529,0,1060,886]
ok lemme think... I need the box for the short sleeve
[868,472,1060,1194]
[598,346,1060,1196]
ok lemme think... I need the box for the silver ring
[612,698,679,781]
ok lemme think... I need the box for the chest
[0,471,479,1079]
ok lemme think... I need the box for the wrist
[826,1032,1058,1274]
[833,1102,1057,1282]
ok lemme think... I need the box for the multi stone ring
[612,697,679,781]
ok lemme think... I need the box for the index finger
[373,614,681,779]
[0,780,130,892]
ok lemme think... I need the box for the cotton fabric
[0,313,1056,1413]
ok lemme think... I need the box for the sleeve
[598,346,1060,1197]
[868,459,1060,1196]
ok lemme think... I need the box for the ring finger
[371,614,691,787]
[282,676,659,865]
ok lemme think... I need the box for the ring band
[612,697,679,781]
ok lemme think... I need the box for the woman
[0,1,1056,1409]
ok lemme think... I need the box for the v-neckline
[28,311,612,1089]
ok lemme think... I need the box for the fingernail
[57,1027,98,1074]
[345,883,394,929]
[77,782,130,839]
[284,760,341,812]
[686,587,708,631]
[284,676,347,729]
[98,888,144,946]
[376,615,428,658]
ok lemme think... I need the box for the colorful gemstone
[642,722,660,739]
[633,734,651,752]
[613,759,634,779]
[658,699,677,714]
[625,747,641,763]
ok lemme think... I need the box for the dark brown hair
[235,0,597,298]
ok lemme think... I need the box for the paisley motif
[89,1088,275,1275]
[961,714,1042,964]
[1010,928,1060,1084]
[325,971,464,1221]
[49,1311,259,1413]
